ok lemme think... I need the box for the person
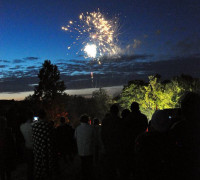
[20,109,34,180]
[118,108,130,180]
[121,108,130,120]
[128,102,148,133]
[101,104,121,180]
[170,92,200,180]
[55,116,75,163]
[120,102,148,179]
[7,106,25,164]
[92,118,104,166]
[32,109,56,180]
[134,109,176,180]
[75,114,94,180]
[0,116,16,180]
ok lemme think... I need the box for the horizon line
[0,85,123,101]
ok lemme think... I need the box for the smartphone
[33,117,39,121]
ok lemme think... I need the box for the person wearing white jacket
[75,114,94,180]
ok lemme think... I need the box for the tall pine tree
[34,60,66,101]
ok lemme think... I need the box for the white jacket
[75,123,94,156]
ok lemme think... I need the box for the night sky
[1,0,200,99]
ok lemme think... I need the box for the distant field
[0,85,123,100]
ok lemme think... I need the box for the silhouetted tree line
[2,60,200,126]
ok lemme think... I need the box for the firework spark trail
[62,10,120,59]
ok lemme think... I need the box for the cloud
[0,65,7,68]
[0,60,9,63]
[134,56,200,80]
[98,54,154,63]
[26,66,38,69]
[24,57,39,61]
[0,76,38,93]
[68,59,87,64]
[119,39,143,55]
[173,36,200,56]
[13,59,25,63]
[1,54,200,93]
[9,65,23,70]
[57,62,68,66]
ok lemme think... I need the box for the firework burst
[62,10,120,59]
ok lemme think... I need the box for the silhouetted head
[50,120,54,127]
[151,110,174,133]
[27,110,34,120]
[181,92,200,122]
[20,108,34,124]
[0,116,7,131]
[80,114,90,123]
[131,102,140,112]
[110,104,119,115]
[93,118,99,126]
[60,117,65,124]
[38,109,46,120]
[121,109,130,119]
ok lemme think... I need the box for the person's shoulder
[32,120,41,127]
[20,122,25,129]
[102,113,112,124]
[76,123,92,131]
[116,115,121,120]
[128,111,135,117]
[136,131,161,148]
[82,124,94,132]
[125,112,135,121]
[103,113,112,119]
[139,111,146,117]
[75,123,84,129]
[139,112,147,119]
[85,123,93,128]
[170,120,186,135]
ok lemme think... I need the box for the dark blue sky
[1,0,200,96]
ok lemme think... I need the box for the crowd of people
[0,91,200,180]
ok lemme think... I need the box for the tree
[118,80,146,111]
[24,60,67,121]
[91,88,112,119]
[117,74,200,120]
[34,60,66,101]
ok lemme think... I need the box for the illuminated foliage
[118,80,146,110]
[118,74,200,120]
